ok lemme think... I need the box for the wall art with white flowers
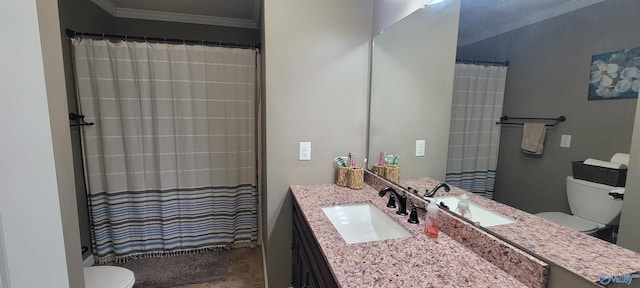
[589,47,640,100]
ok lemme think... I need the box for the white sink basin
[322,203,411,244]
[434,196,515,227]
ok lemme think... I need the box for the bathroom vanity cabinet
[290,183,531,287]
[291,199,338,288]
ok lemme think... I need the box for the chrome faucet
[424,183,450,199]
[378,187,408,215]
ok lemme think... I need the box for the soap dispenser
[424,200,439,239]
[456,193,473,220]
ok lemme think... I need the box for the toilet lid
[536,212,600,233]
[84,266,135,288]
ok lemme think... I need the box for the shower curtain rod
[456,59,509,67]
[65,29,261,50]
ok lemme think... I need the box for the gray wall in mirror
[368,1,460,181]
[457,0,638,215]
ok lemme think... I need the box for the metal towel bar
[496,115,566,127]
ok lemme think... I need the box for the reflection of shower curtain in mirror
[73,38,258,263]
[446,64,507,199]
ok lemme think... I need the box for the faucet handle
[386,194,396,208]
[408,205,426,224]
[408,207,419,224]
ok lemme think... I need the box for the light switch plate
[416,140,426,156]
[560,134,571,148]
[299,142,311,161]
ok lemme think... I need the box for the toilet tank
[566,176,623,225]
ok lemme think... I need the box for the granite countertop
[401,177,640,283]
[290,183,527,288]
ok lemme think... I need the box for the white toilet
[84,266,135,288]
[536,176,623,234]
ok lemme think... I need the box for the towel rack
[496,115,566,127]
[69,113,94,127]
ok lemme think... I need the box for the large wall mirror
[368,0,460,183]
[368,0,639,245]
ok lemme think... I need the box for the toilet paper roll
[583,158,605,166]
[611,153,630,166]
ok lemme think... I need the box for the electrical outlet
[299,142,311,161]
[560,134,571,148]
[416,140,426,156]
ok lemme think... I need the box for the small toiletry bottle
[424,201,439,239]
[456,193,473,220]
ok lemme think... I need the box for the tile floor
[180,247,265,288]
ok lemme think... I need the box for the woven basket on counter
[571,161,627,187]
[336,166,349,187]
[346,167,364,189]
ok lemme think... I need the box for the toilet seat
[84,266,135,288]
[536,212,600,234]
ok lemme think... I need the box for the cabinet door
[292,198,338,288]
[291,229,301,288]
[299,245,312,288]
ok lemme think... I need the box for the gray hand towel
[521,123,546,155]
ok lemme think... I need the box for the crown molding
[90,0,259,30]
[116,8,258,29]
[459,0,607,46]
[91,0,117,15]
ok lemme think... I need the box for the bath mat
[115,249,229,288]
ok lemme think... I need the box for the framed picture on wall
[588,47,640,100]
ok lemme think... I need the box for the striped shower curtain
[446,63,507,199]
[73,38,258,263]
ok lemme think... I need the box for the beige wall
[263,0,373,286]
[369,1,460,181]
[457,0,638,214]
[0,0,80,287]
[37,0,84,286]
